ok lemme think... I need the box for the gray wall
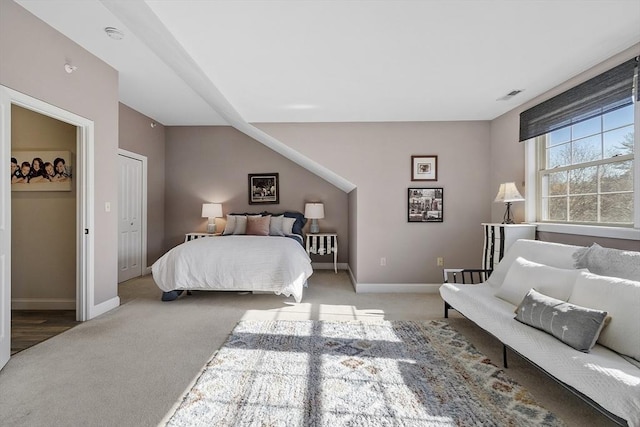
[11,105,76,305]
[256,121,492,283]
[1,0,119,306]
[164,126,349,263]
[118,103,166,266]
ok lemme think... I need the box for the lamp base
[207,220,216,234]
[310,219,320,234]
[502,202,515,224]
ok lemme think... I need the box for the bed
[151,212,313,302]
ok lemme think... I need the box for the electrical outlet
[437,257,444,267]
[380,257,386,266]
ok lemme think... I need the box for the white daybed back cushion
[569,271,640,362]
[486,239,582,288]
[495,257,582,305]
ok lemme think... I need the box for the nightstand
[306,233,338,273]
[481,223,536,270]
[184,232,219,243]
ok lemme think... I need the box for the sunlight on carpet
[162,320,566,427]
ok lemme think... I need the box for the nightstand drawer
[185,232,218,243]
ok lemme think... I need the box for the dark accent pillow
[515,289,609,352]
[284,211,307,236]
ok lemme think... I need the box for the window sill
[532,223,640,241]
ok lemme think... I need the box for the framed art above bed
[248,173,279,205]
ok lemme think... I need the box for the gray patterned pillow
[515,289,609,352]
[573,243,640,281]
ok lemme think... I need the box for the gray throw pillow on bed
[515,289,609,352]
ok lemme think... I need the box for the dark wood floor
[11,310,79,355]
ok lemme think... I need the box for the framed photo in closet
[11,150,73,192]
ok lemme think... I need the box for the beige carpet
[0,271,615,426]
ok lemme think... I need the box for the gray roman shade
[519,56,639,142]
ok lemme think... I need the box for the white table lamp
[304,203,324,234]
[494,182,524,224]
[202,203,223,233]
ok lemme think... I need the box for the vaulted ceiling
[16,0,640,127]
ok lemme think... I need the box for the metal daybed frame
[442,268,628,427]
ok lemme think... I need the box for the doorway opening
[10,105,79,352]
[1,85,95,370]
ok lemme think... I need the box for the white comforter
[152,235,313,302]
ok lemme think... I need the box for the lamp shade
[494,182,524,203]
[202,203,223,218]
[304,203,325,219]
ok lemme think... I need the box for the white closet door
[118,154,142,283]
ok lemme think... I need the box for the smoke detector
[104,27,125,40]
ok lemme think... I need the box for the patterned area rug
[163,320,565,426]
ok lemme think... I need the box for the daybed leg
[503,345,508,368]
[444,302,450,319]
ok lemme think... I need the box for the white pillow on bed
[233,215,249,235]
[223,215,237,235]
[270,215,285,236]
[282,217,297,235]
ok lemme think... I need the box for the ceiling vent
[497,89,523,101]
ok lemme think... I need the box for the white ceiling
[15,0,640,127]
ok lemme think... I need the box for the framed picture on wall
[411,155,437,181]
[248,173,279,204]
[11,150,73,192]
[408,187,443,222]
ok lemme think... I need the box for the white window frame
[525,100,640,240]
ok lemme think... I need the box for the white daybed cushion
[486,239,582,288]
[440,281,640,426]
[569,271,640,362]
[495,257,582,305]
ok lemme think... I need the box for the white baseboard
[344,265,440,294]
[11,298,75,310]
[89,296,120,319]
[355,283,441,294]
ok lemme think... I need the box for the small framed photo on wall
[408,187,443,222]
[248,173,279,205]
[411,155,437,181]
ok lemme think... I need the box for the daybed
[152,211,313,302]
[440,239,640,426]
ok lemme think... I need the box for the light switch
[105,202,111,212]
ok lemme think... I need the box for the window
[536,104,634,225]
[521,56,638,231]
